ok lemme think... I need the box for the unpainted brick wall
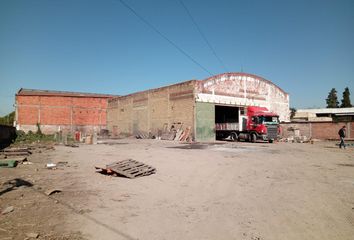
[280,123,311,138]
[16,95,109,133]
[107,81,195,137]
[281,121,353,140]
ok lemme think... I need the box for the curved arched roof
[199,72,288,96]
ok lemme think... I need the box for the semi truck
[215,106,280,143]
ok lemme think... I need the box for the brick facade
[107,72,290,141]
[281,121,353,140]
[107,81,195,137]
[15,89,114,134]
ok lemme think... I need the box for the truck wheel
[246,134,251,142]
[269,139,274,143]
[251,133,257,143]
[231,132,238,142]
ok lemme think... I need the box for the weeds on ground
[14,123,55,145]
[15,130,55,144]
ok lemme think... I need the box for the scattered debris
[46,163,57,169]
[0,160,18,168]
[179,126,192,142]
[25,232,39,238]
[160,123,184,141]
[99,129,109,137]
[134,123,192,142]
[280,136,310,143]
[85,135,93,144]
[161,131,176,140]
[174,129,183,141]
[169,143,208,150]
[64,143,79,148]
[95,159,156,179]
[56,161,68,167]
[335,143,354,147]
[310,139,321,144]
[78,209,92,214]
[1,147,32,158]
[1,157,31,165]
[22,161,33,165]
[97,140,128,145]
[1,206,14,215]
[44,188,62,196]
[9,157,28,164]
[337,163,354,167]
[135,131,150,139]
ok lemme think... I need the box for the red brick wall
[40,107,71,125]
[311,122,344,139]
[16,95,109,128]
[40,96,72,106]
[281,121,353,140]
[72,109,103,125]
[18,106,39,125]
[17,96,40,105]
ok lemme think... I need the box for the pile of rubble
[282,135,310,143]
[136,123,192,142]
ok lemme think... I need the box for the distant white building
[292,107,354,122]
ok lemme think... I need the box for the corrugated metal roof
[297,107,354,114]
[16,88,118,98]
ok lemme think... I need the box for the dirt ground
[1,139,354,240]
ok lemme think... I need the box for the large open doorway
[215,105,239,124]
[215,105,239,140]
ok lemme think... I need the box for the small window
[240,107,245,115]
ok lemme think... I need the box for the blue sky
[1,0,353,116]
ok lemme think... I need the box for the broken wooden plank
[174,129,183,141]
[4,151,30,156]
[3,147,30,152]
[179,126,191,142]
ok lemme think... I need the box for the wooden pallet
[1,147,32,158]
[96,159,156,179]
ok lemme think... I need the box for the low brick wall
[280,121,353,140]
[18,124,106,135]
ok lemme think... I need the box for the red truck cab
[215,106,280,143]
[246,106,280,143]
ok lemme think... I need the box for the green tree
[0,111,15,126]
[290,107,297,119]
[340,87,352,108]
[326,88,339,108]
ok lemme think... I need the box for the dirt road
[1,139,353,240]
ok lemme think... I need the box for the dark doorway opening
[215,105,239,123]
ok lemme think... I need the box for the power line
[179,0,229,72]
[118,0,214,76]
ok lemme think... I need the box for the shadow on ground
[0,178,33,196]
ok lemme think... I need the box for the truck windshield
[259,116,279,125]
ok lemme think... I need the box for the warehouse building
[281,107,354,141]
[292,107,354,122]
[15,88,116,134]
[107,72,289,141]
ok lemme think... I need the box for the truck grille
[267,125,278,139]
